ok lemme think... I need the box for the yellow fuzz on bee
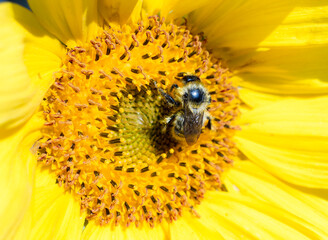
[36,16,240,228]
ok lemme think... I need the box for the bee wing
[183,106,204,145]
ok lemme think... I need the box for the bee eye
[189,89,203,103]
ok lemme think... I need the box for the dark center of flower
[36,16,240,228]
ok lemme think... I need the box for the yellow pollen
[36,16,240,228]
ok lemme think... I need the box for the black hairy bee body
[159,75,211,145]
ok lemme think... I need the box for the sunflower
[1,0,328,239]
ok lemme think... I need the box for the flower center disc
[37,16,240,228]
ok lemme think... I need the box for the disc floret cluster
[37,16,240,227]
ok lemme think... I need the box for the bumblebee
[159,75,211,145]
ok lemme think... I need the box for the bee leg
[173,113,185,140]
[160,114,176,134]
[166,112,184,141]
[170,84,179,92]
[161,114,175,126]
[204,111,212,130]
[154,80,180,107]
[206,117,212,130]
[159,88,179,106]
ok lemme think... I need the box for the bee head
[181,75,204,104]
[182,75,200,84]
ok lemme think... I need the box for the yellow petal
[260,3,328,47]
[0,2,37,132]
[236,96,328,188]
[239,88,287,108]
[239,88,328,109]
[0,2,63,134]
[234,45,328,95]
[170,210,234,240]
[142,0,211,20]
[189,1,296,50]
[29,167,85,240]
[11,206,32,240]
[238,96,328,149]
[24,38,64,96]
[190,1,328,53]
[172,191,322,239]
[28,0,100,47]
[141,0,165,16]
[195,191,325,239]
[236,137,328,189]
[0,114,43,239]
[225,161,328,238]
[82,220,168,240]
[98,0,143,24]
